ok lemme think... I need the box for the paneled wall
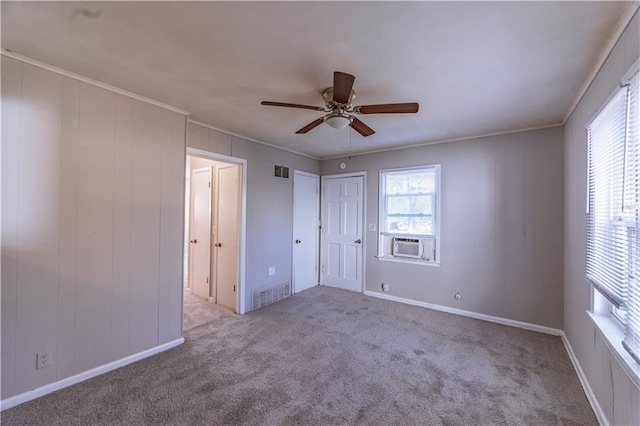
[564,10,640,424]
[321,126,564,330]
[187,122,232,156]
[1,57,186,399]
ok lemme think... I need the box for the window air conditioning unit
[392,237,423,259]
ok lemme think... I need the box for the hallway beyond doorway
[184,154,240,313]
[183,289,232,331]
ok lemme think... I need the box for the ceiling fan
[261,71,419,137]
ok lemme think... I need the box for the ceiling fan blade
[295,117,325,134]
[350,117,375,137]
[261,101,325,111]
[333,71,355,104]
[356,103,419,114]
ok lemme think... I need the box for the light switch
[368,224,376,232]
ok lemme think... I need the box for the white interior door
[189,167,212,299]
[321,175,364,292]
[215,164,239,311]
[293,171,320,293]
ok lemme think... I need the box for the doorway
[320,173,365,293]
[184,149,246,319]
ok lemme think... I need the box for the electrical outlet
[268,267,275,276]
[36,351,52,369]
[381,283,389,292]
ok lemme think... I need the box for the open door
[293,171,320,293]
[189,166,212,299]
[214,164,240,311]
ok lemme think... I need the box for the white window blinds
[586,88,630,307]
[587,67,640,365]
[623,71,640,364]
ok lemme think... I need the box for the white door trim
[292,170,320,294]
[320,171,367,293]
[186,147,247,315]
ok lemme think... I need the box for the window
[587,67,640,365]
[378,165,440,264]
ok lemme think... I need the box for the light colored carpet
[1,286,595,425]
[183,288,231,331]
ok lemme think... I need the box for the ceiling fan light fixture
[325,113,351,129]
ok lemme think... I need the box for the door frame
[292,170,320,294]
[320,171,367,293]
[186,147,247,315]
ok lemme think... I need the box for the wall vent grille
[252,281,291,310]
[273,164,290,179]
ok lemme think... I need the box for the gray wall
[1,57,186,399]
[321,126,564,329]
[564,10,640,424]
[187,123,320,311]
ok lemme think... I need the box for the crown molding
[321,122,562,160]
[1,49,190,115]
[562,2,640,124]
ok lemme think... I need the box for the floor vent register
[252,281,291,310]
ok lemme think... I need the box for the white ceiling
[1,1,633,158]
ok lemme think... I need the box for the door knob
[190,239,197,244]
[355,239,362,244]
[295,239,301,244]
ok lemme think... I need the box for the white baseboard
[561,334,608,426]
[363,290,563,336]
[0,337,184,411]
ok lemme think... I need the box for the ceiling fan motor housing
[323,87,356,109]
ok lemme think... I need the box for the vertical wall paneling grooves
[2,55,322,403]
[209,129,232,156]
[129,102,163,354]
[188,122,208,150]
[75,83,115,374]
[168,114,186,341]
[1,57,188,401]
[1,57,23,398]
[111,95,134,360]
[15,63,63,393]
[158,107,174,344]
[57,76,80,380]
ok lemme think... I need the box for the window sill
[376,255,440,267]
[380,232,435,239]
[588,311,640,389]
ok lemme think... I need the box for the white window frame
[377,164,441,266]
[587,58,640,387]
